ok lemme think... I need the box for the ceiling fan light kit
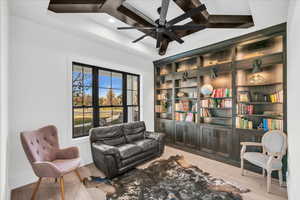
[48,0,254,55]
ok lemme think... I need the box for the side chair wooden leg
[267,171,272,193]
[75,169,83,183]
[31,178,42,200]
[262,169,266,177]
[59,177,65,200]
[241,158,244,176]
[279,169,283,187]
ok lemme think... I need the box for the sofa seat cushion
[134,139,158,152]
[118,144,142,159]
[243,152,282,170]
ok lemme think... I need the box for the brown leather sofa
[90,121,165,178]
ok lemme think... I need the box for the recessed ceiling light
[108,18,116,23]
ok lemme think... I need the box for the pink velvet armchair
[21,125,82,200]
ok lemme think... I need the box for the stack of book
[263,118,283,131]
[200,99,232,108]
[175,112,195,122]
[175,100,191,112]
[200,108,212,117]
[269,90,283,103]
[237,104,254,114]
[155,105,166,113]
[236,117,254,129]
[211,88,232,98]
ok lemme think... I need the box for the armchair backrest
[262,130,287,157]
[21,125,59,163]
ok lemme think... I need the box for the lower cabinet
[199,125,232,158]
[156,119,174,143]
[157,120,234,161]
[174,122,198,148]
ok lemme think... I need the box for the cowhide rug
[85,155,250,200]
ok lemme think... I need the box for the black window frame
[72,62,140,138]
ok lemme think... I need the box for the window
[72,62,140,138]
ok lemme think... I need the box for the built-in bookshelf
[154,23,287,176]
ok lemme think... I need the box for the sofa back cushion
[90,125,126,146]
[123,121,146,143]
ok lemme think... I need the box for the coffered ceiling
[10,0,289,59]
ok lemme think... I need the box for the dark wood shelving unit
[153,23,287,178]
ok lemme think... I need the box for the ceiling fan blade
[163,30,184,44]
[117,27,156,30]
[132,31,155,43]
[170,24,206,30]
[156,32,163,48]
[167,4,207,26]
[159,0,170,25]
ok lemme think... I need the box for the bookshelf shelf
[202,97,232,100]
[200,116,232,119]
[175,86,198,89]
[237,82,283,87]
[237,114,283,119]
[175,98,198,100]
[237,101,283,105]
[156,88,172,90]
[175,111,198,114]
[201,107,232,110]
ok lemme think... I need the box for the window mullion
[93,68,99,127]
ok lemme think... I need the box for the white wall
[8,15,154,190]
[287,1,300,199]
[0,0,9,199]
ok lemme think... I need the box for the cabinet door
[200,126,215,153]
[156,119,174,143]
[185,123,198,148]
[214,128,232,158]
[175,123,185,145]
[239,130,263,153]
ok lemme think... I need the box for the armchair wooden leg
[279,170,283,187]
[75,169,82,183]
[59,177,65,200]
[241,158,244,176]
[31,178,42,200]
[267,171,272,193]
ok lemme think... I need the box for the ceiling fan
[117,0,207,48]
[48,0,254,55]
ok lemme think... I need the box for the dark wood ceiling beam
[173,0,209,23]
[48,0,107,13]
[209,15,254,27]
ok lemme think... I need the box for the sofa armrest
[92,143,120,156]
[145,131,165,141]
[91,143,121,177]
[145,131,165,155]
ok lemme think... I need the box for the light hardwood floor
[11,146,288,200]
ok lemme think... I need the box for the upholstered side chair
[240,130,287,193]
[21,125,82,200]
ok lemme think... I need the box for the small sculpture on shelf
[200,84,214,97]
